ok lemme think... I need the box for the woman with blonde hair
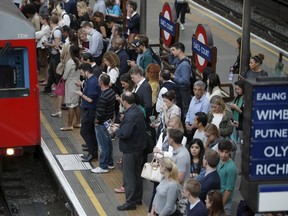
[74,1,90,30]
[151,157,180,216]
[148,116,186,215]
[54,2,70,27]
[207,95,233,138]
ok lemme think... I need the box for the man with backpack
[170,42,192,117]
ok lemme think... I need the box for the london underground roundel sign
[192,24,213,73]
[160,2,175,47]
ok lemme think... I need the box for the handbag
[55,79,65,96]
[141,157,162,182]
[56,61,65,75]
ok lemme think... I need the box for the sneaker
[108,165,115,170]
[180,23,185,31]
[91,167,108,174]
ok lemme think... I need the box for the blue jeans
[95,124,114,169]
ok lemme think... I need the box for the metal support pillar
[140,0,147,34]
[240,0,251,76]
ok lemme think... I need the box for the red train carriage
[0,0,40,156]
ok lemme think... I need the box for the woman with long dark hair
[187,138,205,180]
[60,45,81,131]
[205,190,226,216]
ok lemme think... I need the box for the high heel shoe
[51,111,62,117]
[60,126,73,131]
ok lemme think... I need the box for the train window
[0,47,30,97]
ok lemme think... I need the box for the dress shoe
[51,111,62,117]
[81,154,93,162]
[117,203,136,211]
[82,147,89,152]
[135,201,142,205]
[60,126,73,131]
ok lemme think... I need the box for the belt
[82,108,96,111]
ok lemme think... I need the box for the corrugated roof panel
[0,0,35,40]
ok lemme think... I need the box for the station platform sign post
[191,24,217,74]
[240,77,288,213]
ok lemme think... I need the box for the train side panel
[0,0,40,155]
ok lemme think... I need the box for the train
[0,0,40,156]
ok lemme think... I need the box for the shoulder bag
[141,157,162,182]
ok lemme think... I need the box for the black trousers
[175,2,188,24]
[122,151,143,204]
[45,53,60,91]
[80,109,98,156]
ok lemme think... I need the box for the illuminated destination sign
[249,85,288,180]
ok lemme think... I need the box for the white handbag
[141,157,162,182]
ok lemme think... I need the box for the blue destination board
[159,15,175,36]
[249,85,288,180]
[191,37,212,62]
[250,141,288,159]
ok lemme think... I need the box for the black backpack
[178,58,197,89]
[148,47,162,66]
[237,200,254,216]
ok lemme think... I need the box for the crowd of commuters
[16,0,273,215]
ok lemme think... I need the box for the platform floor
[39,1,288,215]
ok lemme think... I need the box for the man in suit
[110,92,147,211]
[129,65,152,120]
[126,0,140,45]
[199,149,221,203]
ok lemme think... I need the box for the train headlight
[6,148,15,156]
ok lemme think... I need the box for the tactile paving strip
[55,154,92,171]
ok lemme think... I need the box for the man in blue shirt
[185,80,210,137]
[76,63,101,162]
[170,42,192,117]
[82,21,103,66]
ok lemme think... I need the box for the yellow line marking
[190,3,286,58]
[40,111,107,216]
[40,112,68,154]
[74,171,107,216]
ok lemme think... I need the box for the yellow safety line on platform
[190,3,281,57]
[40,112,68,154]
[74,171,108,216]
[40,111,107,216]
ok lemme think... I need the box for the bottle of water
[228,70,234,83]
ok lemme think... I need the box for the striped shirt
[95,88,115,123]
